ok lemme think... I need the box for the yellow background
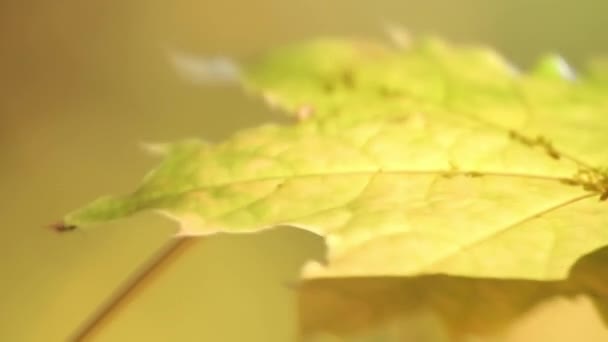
[2,0,608,341]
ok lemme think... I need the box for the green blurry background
[2,0,608,341]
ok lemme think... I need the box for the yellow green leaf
[62,37,608,339]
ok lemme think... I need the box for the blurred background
[1,0,608,341]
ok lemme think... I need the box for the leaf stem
[69,237,196,341]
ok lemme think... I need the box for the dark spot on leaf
[340,69,356,89]
[378,85,402,98]
[441,172,457,179]
[536,136,561,160]
[583,183,599,192]
[465,171,483,178]
[559,178,581,186]
[546,147,561,160]
[322,80,335,94]
[508,130,534,146]
[510,132,563,160]
[600,191,608,201]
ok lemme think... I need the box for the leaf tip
[168,50,240,85]
[139,141,171,156]
[301,259,327,278]
[48,221,77,233]
[382,22,411,49]
[534,54,577,81]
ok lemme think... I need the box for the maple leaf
[62,37,608,339]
